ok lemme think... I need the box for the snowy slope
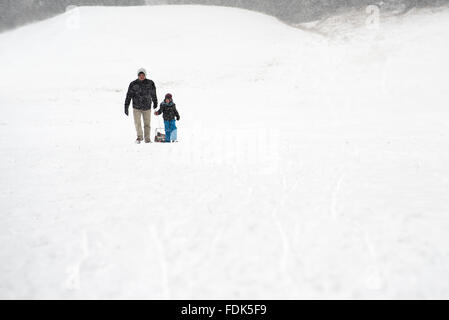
[1,5,449,299]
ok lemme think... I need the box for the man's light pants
[133,108,151,142]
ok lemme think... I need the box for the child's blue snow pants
[164,120,177,142]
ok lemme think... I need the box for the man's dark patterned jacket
[125,79,158,111]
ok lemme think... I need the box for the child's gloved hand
[176,116,180,121]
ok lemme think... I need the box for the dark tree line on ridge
[1,0,447,32]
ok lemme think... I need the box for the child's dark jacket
[156,101,180,121]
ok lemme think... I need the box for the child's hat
[165,93,173,100]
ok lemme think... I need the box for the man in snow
[124,68,158,144]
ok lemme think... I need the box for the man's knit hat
[137,68,147,77]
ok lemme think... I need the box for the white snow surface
[1,5,449,299]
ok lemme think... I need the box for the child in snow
[155,93,180,143]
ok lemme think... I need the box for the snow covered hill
[1,5,449,299]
